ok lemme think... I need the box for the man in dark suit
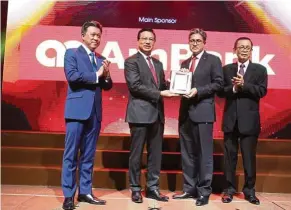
[61,21,112,210]
[124,28,177,203]
[219,37,267,205]
[172,28,223,206]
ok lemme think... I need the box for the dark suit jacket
[218,62,268,135]
[124,52,167,124]
[179,51,223,123]
[64,45,113,121]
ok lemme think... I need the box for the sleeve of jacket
[64,49,97,84]
[100,77,113,91]
[217,65,236,98]
[196,56,224,98]
[240,66,268,100]
[124,58,161,103]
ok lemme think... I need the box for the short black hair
[81,21,103,36]
[189,28,207,42]
[137,28,156,41]
[234,37,253,49]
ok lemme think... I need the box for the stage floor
[1,185,291,210]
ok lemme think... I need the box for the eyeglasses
[189,39,203,44]
[139,37,155,42]
[237,46,252,51]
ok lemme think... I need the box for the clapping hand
[232,73,244,88]
[102,60,111,77]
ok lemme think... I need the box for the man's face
[138,31,155,55]
[82,26,101,51]
[235,39,252,63]
[189,33,205,56]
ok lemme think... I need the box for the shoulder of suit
[223,63,234,69]
[95,52,106,60]
[181,57,191,65]
[151,56,162,64]
[251,62,267,70]
[204,51,220,61]
[66,48,77,53]
[65,48,78,57]
[125,53,139,62]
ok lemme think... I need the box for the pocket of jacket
[67,93,83,99]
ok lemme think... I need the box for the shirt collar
[82,43,94,55]
[138,50,151,60]
[192,50,204,59]
[238,60,250,69]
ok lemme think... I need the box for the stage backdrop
[2,1,291,139]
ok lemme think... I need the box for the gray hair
[188,28,207,42]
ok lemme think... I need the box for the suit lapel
[185,57,191,69]
[153,59,161,87]
[95,53,104,72]
[232,63,238,77]
[193,51,207,76]
[244,62,254,82]
[78,46,94,72]
[137,52,158,88]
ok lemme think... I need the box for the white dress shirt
[237,60,249,75]
[138,50,155,68]
[233,60,250,93]
[189,50,205,72]
[82,44,99,83]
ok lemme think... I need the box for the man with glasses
[124,28,176,204]
[218,37,268,205]
[172,28,223,206]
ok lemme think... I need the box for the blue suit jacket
[64,45,113,121]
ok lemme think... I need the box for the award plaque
[170,71,192,94]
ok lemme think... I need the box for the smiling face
[138,31,155,56]
[82,26,101,51]
[189,33,205,56]
[235,39,252,63]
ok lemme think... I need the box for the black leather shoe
[62,197,74,210]
[222,193,233,203]
[245,195,260,205]
[172,192,194,199]
[146,189,169,202]
[131,191,143,203]
[77,194,106,205]
[196,196,209,206]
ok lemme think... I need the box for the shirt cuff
[105,76,111,82]
[95,72,99,83]
[233,86,237,93]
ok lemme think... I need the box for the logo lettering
[36,40,276,75]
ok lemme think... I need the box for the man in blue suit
[61,20,112,210]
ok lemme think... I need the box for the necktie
[147,56,158,84]
[189,56,198,72]
[239,63,245,76]
[89,52,97,72]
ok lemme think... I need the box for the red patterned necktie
[147,56,158,84]
[190,56,198,72]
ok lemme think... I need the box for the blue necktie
[89,52,97,72]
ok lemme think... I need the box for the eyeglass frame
[236,46,253,52]
[139,37,155,43]
[189,39,204,45]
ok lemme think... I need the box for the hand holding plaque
[169,69,192,94]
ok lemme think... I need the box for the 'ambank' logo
[36,40,276,75]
